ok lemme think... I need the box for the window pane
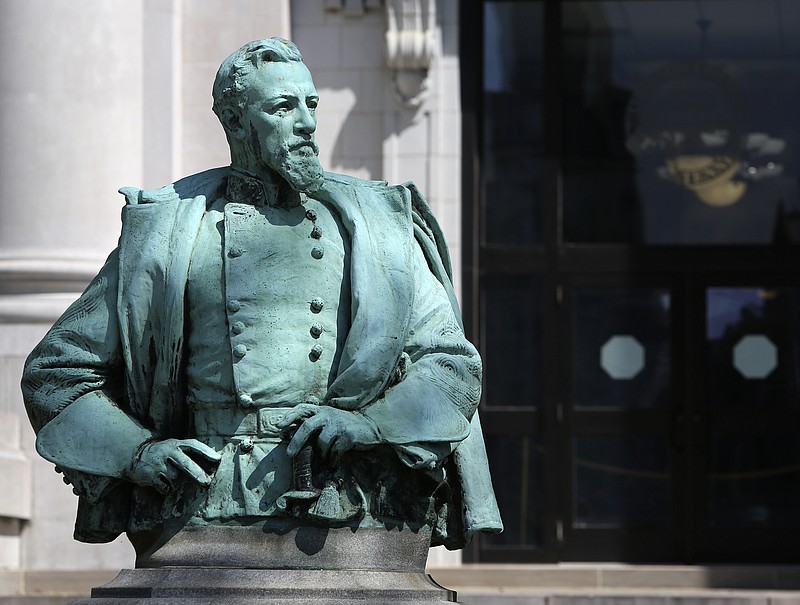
[574,434,671,528]
[706,288,800,528]
[483,434,543,546]
[483,277,543,407]
[574,287,671,408]
[562,0,800,245]
[710,435,800,529]
[483,1,545,245]
[706,287,800,408]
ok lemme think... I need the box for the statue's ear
[219,108,245,140]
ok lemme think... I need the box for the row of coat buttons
[230,246,320,259]
[228,243,320,259]
[310,225,323,257]
[227,206,329,366]
[307,300,324,359]
[307,207,324,359]
[226,305,326,359]
[307,208,324,259]
[227,297,324,315]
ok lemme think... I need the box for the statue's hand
[126,439,221,494]
[277,404,380,460]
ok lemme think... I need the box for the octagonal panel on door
[600,335,645,380]
[733,334,778,379]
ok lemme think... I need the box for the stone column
[0,1,146,589]
[0,1,145,291]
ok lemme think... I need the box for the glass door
[697,282,800,560]
[463,0,800,563]
[559,278,679,561]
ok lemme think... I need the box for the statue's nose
[295,105,316,135]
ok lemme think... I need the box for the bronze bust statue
[22,38,501,575]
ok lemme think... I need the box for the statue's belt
[192,406,292,439]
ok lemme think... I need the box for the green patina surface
[21,38,502,551]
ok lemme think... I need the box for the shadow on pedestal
[68,525,459,604]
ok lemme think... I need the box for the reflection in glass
[483,277,542,407]
[562,0,800,244]
[710,435,800,529]
[574,288,671,408]
[483,1,544,244]
[484,434,543,546]
[574,435,671,528]
[706,288,800,408]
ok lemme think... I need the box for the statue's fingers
[153,473,171,494]
[274,410,299,429]
[286,418,321,457]
[317,428,336,460]
[179,439,221,463]
[171,450,213,486]
[329,434,350,461]
[275,404,317,428]
[329,427,356,460]
[162,459,182,482]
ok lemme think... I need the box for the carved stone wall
[294,0,463,296]
[0,0,463,596]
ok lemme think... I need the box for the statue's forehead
[247,62,318,100]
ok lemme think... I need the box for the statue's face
[239,61,324,192]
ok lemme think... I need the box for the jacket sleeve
[359,241,482,470]
[21,250,154,502]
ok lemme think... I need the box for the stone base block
[67,525,458,603]
[68,567,457,604]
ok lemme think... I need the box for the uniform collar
[225,167,304,208]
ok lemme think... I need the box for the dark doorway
[461,0,800,563]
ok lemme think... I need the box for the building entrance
[462,0,800,563]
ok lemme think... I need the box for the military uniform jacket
[22,168,502,548]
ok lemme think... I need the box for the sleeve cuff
[36,391,154,479]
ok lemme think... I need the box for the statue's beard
[272,142,324,194]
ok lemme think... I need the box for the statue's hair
[212,38,303,119]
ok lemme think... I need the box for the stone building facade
[7,3,799,604]
[0,0,462,597]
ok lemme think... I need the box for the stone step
[429,565,800,605]
[0,599,73,605]
[429,565,800,592]
[7,588,800,605]
[453,588,800,605]
[4,565,800,605]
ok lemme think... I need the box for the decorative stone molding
[324,0,437,107]
[0,294,80,324]
[385,0,437,107]
[0,257,98,322]
[324,0,383,15]
[0,258,101,295]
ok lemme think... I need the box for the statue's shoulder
[118,167,229,206]
[323,171,391,191]
[322,171,419,213]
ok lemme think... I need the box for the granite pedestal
[68,525,459,604]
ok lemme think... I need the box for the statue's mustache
[289,140,319,155]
